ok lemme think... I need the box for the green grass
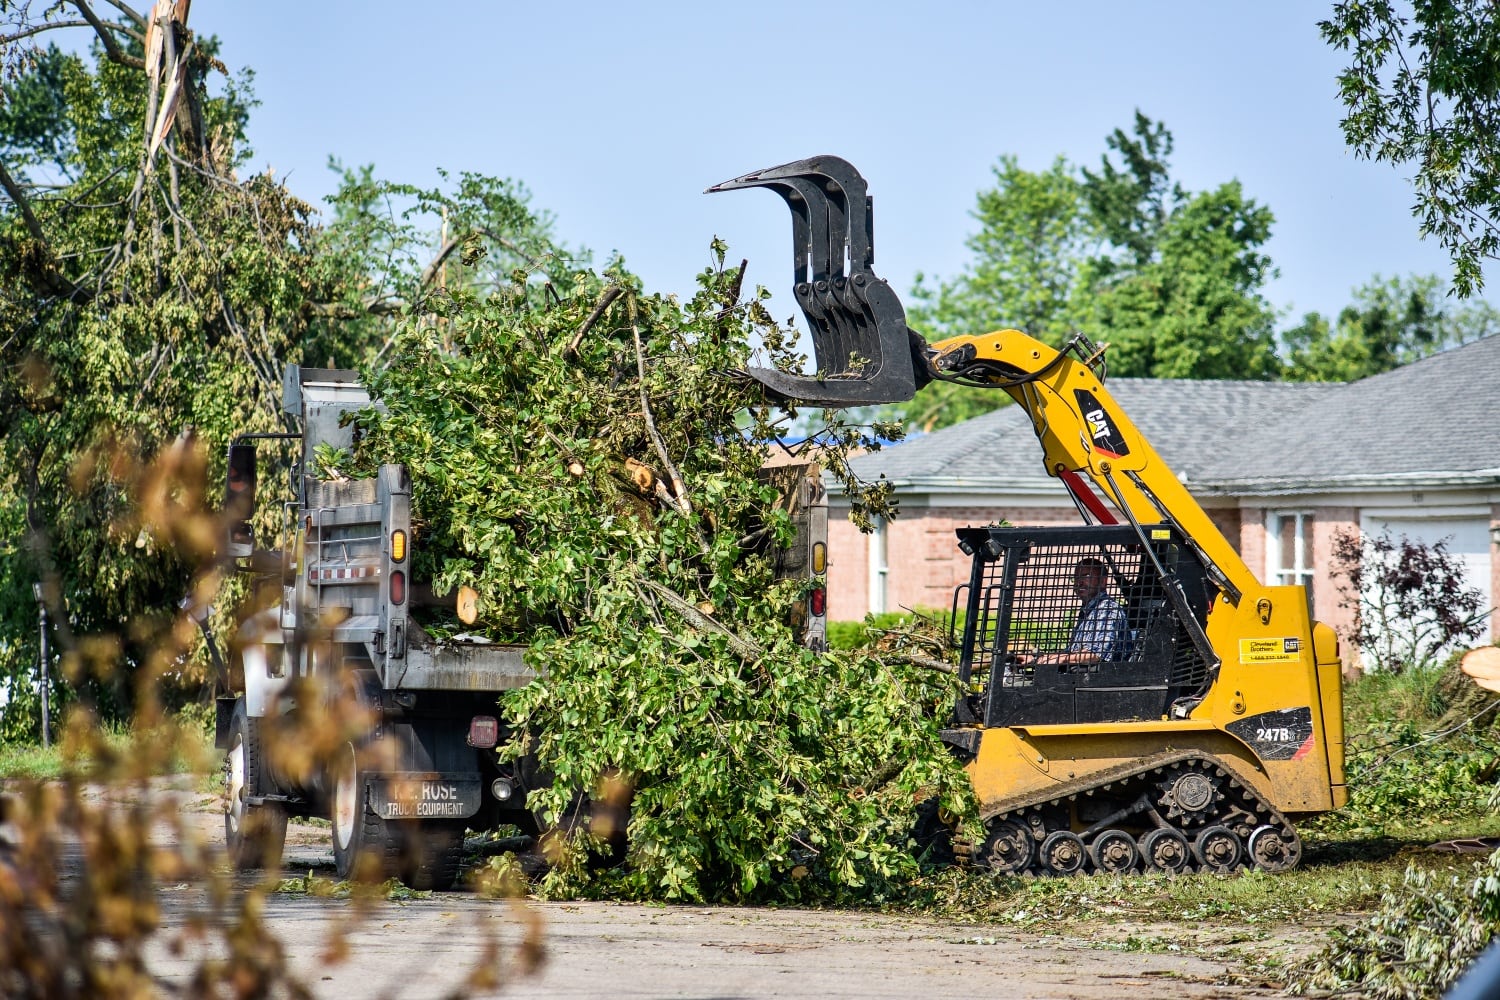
[0,725,130,780]
[0,709,218,782]
[1311,659,1500,843]
[891,842,1474,930]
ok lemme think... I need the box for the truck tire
[224,700,287,871]
[399,821,466,891]
[331,741,400,883]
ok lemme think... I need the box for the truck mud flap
[369,771,482,821]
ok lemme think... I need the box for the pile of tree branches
[348,246,972,902]
[1293,847,1500,998]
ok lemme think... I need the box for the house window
[868,516,889,615]
[1266,511,1315,596]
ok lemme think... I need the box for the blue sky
[184,1,1479,328]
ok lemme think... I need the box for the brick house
[827,335,1500,660]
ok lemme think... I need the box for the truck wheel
[399,821,466,891]
[331,742,399,883]
[224,700,287,871]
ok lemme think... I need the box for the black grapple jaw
[706,155,924,407]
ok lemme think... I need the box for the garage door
[1358,514,1493,667]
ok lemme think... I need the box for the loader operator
[1015,557,1127,667]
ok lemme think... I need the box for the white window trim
[868,517,889,615]
[1265,510,1316,590]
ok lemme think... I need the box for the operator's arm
[1015,597,1127,666]
[1015,648,1103,667]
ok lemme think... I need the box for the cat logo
[1073,389,1130,458]
[1086,408,1110,440]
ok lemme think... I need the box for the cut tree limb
[885,652,958,676]
[632,321,710,555]
[1462,646,1500,694]
[638,579,764,665]
[565,284,623,357]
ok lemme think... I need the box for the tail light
[812,541,826,575]
[468,715,499,748]
[810,587,826,618]
[389,569,406,605]
[390,529,407,562]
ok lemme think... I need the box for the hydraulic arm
[709,156,1253,606]
[710,156,1348,876]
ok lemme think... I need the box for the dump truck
[215,365,829,889]
[709,156,1347,874]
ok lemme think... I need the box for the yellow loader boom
[710,157,1346,874]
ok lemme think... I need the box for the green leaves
[1295,848,1500,999]
[899,113,1283,430]
[1321,1,1500,297]
[1281,272,1500,382]
[352,252,970,903]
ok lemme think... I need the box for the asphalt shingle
[1203,334,1500,490]
[849,378,1342,490]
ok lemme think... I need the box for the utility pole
[32,582,49,749]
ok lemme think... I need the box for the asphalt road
[11,777,1293,999]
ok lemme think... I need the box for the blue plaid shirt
[1070,592,1128,660]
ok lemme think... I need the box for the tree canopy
[1322,0,1500,297]
[903,112,1282,430]
[0,3,567,731]
[1280,272,1499,382]
[346,249,963,901]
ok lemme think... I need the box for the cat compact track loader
[709,156,1347,874]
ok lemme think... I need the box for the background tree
[1081,178,1280,380]
[899,112,1282,430]
[0,2,564,732]
[905,156,1089,430]
[1322,1,1500,296]
[1281,272,1500,381]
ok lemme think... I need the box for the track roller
[981,818,1034,875]
[1040,831,1087,874]
[1138,828,1191,873]
[1247,824,1302,872]
[1088,830,1138,873]
[1193,824,1242,873]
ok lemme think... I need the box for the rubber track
[969,750,1301,875]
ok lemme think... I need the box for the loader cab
[952,524,1214,728]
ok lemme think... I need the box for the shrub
[1331,527,1488,673]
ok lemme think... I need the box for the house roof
[847,378,1341,494]
[844,334,1500,498]
[1204,334,1500,492]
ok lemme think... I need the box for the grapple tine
[718,176,847,378]
[707,156,922,407]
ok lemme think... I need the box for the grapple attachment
[707,155,923,406]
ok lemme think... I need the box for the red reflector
[810,587,826,618]
[390,569,406,604]
[468,715,499,748]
